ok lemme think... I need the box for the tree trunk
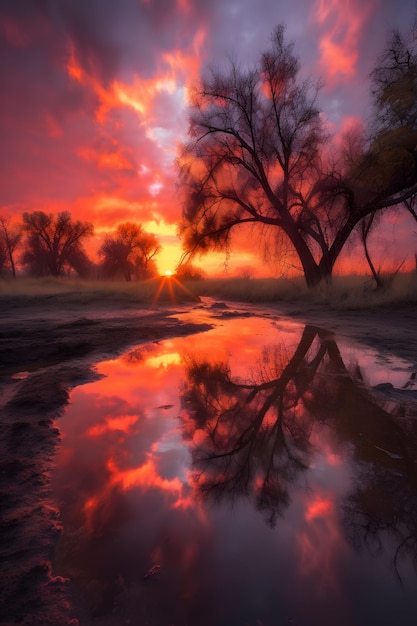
[363,236,383,288]
[7,248,16,278]
[360,214,383,288]
[283,219,327,287]
[316,217,358,285]
[296,240,334,287]
[300,257,325,288]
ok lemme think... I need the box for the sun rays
[152,273,198,304]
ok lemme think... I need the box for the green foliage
[361,26,417,202]
[371,29,417,130]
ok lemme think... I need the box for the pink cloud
[313,0,377,85]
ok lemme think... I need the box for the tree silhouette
[346,25,417,231]
[180,324,417,574]
[21,211,93,277]
[0,237,7,277]
[0,216,22,278]
[98,222,161,281]
[181,326,331,526]
[179,24,417,287]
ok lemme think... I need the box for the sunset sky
[1,0,416,277]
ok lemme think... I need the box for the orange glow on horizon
[152,272,198,304]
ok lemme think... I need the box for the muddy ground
[1,291,417,376]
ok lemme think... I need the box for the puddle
[49,313,417,625]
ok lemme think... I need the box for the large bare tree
[179,25,417,287]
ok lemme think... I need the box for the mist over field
[1,271,417,310]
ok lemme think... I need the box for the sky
[0,0,416,277]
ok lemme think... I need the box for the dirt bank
[1,292,417,376]
[276,300,417,368]
[0,297,211,377]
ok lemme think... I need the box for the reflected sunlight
[151,272,198,304]
[107,456,183,494]
[86,414,139,437]
[50,312,417,626]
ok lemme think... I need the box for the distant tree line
[0,211,161,281]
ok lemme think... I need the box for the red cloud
[107,455,183,494]
[313,0,377,84]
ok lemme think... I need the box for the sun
[164,270,174,277]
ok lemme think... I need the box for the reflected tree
[301,336,417,578]
[181,326,333,526]
[180,324,417,574]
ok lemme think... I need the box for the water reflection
[51,316,417,625]
[181,325,417,574]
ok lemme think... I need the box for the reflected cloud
[180,321,417,579]
[43,314,417,623]
[107,455,183,494]
[298,493,348,595]
[145,351,182,369]
[87,413,139,436]
[180,326,329,526]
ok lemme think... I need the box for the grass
[1,271,416,309]
[0,276,158,308]
[0,276,145,297]
[185,271,417,309]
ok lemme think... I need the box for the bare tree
[0,238,7,277]
[0,216,22,278]
[179,25,417,287]
[21,211,93,277]
[98,222,161,281]
[181,324,417,569]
